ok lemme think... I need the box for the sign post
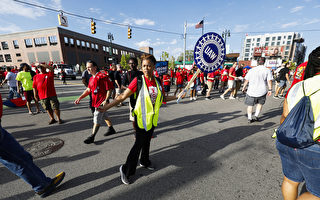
[177,32,226,103]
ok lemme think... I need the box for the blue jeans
[8,86,21,99]
[0,125,52,193]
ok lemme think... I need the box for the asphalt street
[0,77,290,200]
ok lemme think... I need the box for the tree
[169,56,175,69]
[160,51,169,61]
[120,54,131,70]
[177,50,194,62]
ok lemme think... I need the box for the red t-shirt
[128,76,164,104]
[88,72,113,108]
[228,67,236,81]
[187,73,196,84]
[176,72,184,85]
[221,69,229,82]
[163,74,171,86]
[33,72,57,100]
[207,72,215,82]
[285,61,308,98]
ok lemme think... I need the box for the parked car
[53,64,76,80]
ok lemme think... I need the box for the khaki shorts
[228,80,235,89]
[93,108,109,125]
[40,96,60,110]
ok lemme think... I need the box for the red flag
[195,20,203,29]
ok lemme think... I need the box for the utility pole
[183,21,187,69]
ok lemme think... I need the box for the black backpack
[276,82,320,148]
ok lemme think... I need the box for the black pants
[123,123,154,177]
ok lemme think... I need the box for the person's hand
[267,91,272,96]
[74,98,81,104]
[34,96,39,102]
[97,104,106,112]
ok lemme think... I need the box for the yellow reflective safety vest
[133,76,163,131]
[287,75,320,140]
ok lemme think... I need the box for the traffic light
[128,27,132,39]
[91,21,96,34]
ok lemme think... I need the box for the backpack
[276,82,320,148]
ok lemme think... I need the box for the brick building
[0,27,145,67]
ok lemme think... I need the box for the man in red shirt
[220,63,237,100]
[206,71,215,100]
[75,60,116,144]
[219,66,229,93]
[33,64,63,124]
[174,68,184,96]
[162,73,171,96]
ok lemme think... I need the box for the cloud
[135,39,151,48]
[305,18,320,25]
[234,24,249,32]
[315,5,320,8]
[277,6,282,9]
[281,22,298,28]
[135,38,178,48]
[50,0,62,10]
[0,0,46,19]
[89,7,101,14]
[290,6,304,13]
[0,23,22,33]
[124,18,155,26]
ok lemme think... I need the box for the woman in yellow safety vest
[99,54,181,185]
[276,46,320,200]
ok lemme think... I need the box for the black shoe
[139,163,155,171]
[48,119,57,125]
[119,165,130,185]
[248,119,254,124]
[83,135,95,144]
[37,172,65,198]
[104,127,116,136]
[254,116,260,122]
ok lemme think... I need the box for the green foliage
[80,62,86,72]
[169,56,175,69]
[120,54,131,70]
[177,50,194,62]
[160,51,169,61]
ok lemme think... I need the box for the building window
[245,53,249,57]
[1,41,9,50]
[253,38,255,41]
[24,39,33,48]
[34,37,47,46]
[288,35,292,40]
[284,36,286,39]
[16,53,21,57]
[86,42,90,49]
[103,46,106,51]
[81,41,85,47]
[4,54,12,62]
[257,38,260,42]
[265,42,269,46]
[49,36,58,45]
[95,44,98,50]
[272,37,276,41]
[283,41,285,44]
[245,48,250,52]
[285,51,289,55]
[286,46,290,50]
[271,42,275,46]
[70,38,74,46]
[91,43,95,49]
[64,37,69,45]
[266,37,270,41]
[246,44,250,48]
[13,40,19,49]
[76,40,80,47]
[256,43,260,46]
[277,36,281,40]
[244,58,249,61]
[0,55,4,62]
[106,47,110,52]
[246,39,251,43]
[287,41,291,45]
[17,59,22,62]
[277,42,280,46]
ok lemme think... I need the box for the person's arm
[242,79,249,92]
[74,88,91,104]
[17,81,22,93]
[280,99,289,124]
[99,88,133,112]
[267,80,272,96]
[285,73,290,84]
[82,78,88,87]
[33,88,39,101]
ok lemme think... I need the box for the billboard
[155,61,168,76]
[253,46,285,57]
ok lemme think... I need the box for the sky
[0,0,319,62]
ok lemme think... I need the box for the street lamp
[107,32,114,57]
[222,29,231,54]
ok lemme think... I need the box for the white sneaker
[193,97,197,100]
[220,95,225,100]
[190,97,193,101]
[229,96,235,100]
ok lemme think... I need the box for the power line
[13,0,183,36]
[188,29,320,36]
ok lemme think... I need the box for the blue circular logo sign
[194,32,226,73]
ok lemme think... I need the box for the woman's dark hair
[20,63,31,71]
[303,46,320,80]
[141,54,156,66]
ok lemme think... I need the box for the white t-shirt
[5,72,17,87]
[245,65,273,97]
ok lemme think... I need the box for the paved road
[0,80,287,200]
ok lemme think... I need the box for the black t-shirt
[114,71,122,88]
[235,68,243,77]
[124,70,144,86]
[279,68,290,81]
[108,70,115,83]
